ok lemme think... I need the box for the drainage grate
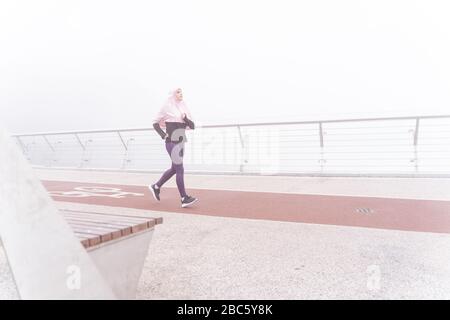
[356,208,374,214]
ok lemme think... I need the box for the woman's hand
[183,114,195,129]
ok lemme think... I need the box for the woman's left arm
[183,114,195,129]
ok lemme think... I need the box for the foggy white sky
[1,0,450,134]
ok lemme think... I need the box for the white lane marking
[48,186,144,199]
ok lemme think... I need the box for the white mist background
[1,0,450,134]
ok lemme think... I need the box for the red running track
[42,180,450,234]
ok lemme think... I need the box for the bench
[60,209,163,299]
[1,128,165,299]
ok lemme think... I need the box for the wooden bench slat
[63,214,149,234]
[62,211,148,227]
[63,217,133,237]
[69,225,113,243]
[73,231,102,247]
[59,209,162,249]
[62,212,152,233]
[66,221,123,240]
[61,209,162,227]
[73,234,91,248]
[61,211,155,226]
[63,217,127,233]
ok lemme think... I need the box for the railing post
[16,136,27,155]
[75,134,92,168]
[117,131,128,170]
[42,135,55,152]
[413,118,420,173]
[319,122,324,148]
[319,122,326,172]
[42,135,57,167]
[222,129,226,166]
[117,131,128,151]
[121,137,134,170]
[237,125,247,173]
[75,133,86,151]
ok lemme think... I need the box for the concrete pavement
[1,168,450,299]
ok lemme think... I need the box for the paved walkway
[58,201,450,300]
[2,168,450,299]
[42,180,450,234]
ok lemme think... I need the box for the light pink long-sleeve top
[153,91,193,129]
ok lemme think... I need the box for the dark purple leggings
[155,141,187,198]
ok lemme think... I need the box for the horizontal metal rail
[11,115,450,177]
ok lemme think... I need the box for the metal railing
[12,115,450,176]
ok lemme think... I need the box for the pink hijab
[154,89,193,129]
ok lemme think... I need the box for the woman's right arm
[153,123,167,139]
[153,106,168,139]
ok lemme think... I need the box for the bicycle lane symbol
[48,186,145,199]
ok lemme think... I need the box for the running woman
[149,88,198,208]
